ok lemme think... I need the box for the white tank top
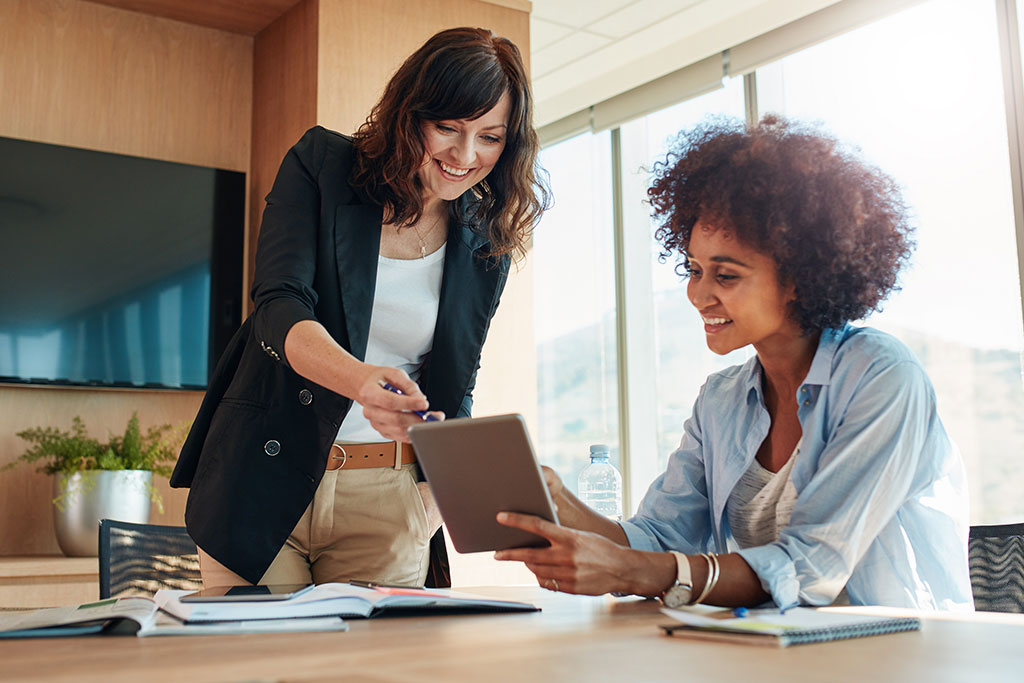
[727,440,850,605]
[335,243,446,443]
[727,441,801,549]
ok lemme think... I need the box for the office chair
[98,519,203,599]
[968,522,1024,613]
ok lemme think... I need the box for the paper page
[310,584,465,606]
[282,583,504,607]
[156,589,373,622]
[137,613,348,637]
[374,588,535,610]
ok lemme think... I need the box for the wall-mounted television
[0,136,245,390]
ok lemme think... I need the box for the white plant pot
[52,470,152,557]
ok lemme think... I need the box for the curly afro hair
[647,114,915,333]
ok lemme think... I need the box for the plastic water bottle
[578,444,623,521]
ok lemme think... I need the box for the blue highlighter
[379,381,440,421]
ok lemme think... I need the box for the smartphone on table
[180,583,314,603]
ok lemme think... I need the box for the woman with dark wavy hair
[171,27,549,589]
[497,115,973,610]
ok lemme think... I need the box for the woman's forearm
[624,550,768,604]
[282,319,431,443]
[283,319,367,399]
[702,553,770,606]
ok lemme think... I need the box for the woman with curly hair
[171,27,549,589]
[496,115,972,610]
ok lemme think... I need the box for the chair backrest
[98,519,202,599]
[968,522,1024,613]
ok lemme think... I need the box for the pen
[378,381,440,421]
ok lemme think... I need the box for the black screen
[0,136,244,389]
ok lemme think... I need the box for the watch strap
[660,551,694,608]
[669,551,692,589]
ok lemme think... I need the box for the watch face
[662,584,692,609]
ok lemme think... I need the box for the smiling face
[417,91,511,203]
[685,221,801,356]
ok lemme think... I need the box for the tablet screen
[409,414,559,553]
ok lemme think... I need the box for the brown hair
[351,27,549,261]
[648,115,914,333]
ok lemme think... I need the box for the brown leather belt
[327,442,416,471]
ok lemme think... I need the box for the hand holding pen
[378,380,441,422]
[352,367,441,442]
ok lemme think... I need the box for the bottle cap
[589,444,610,456]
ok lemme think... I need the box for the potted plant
[3,412,187,557]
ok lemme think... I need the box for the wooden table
[2,587,1023,682]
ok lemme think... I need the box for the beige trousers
[199,463,432,587]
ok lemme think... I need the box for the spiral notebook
[660,606,920,647]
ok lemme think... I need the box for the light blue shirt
[620,324,974,610]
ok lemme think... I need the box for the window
[534,0,1024,525]
[1019,0,1024,93]
[533,130,618,493]
[755,0,1024,523]
[619,76,749,491]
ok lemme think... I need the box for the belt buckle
[331,444,347,470]
[393,441,401,471]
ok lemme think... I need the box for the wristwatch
[661,551,693,608]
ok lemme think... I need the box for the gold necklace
[410,212,445,259]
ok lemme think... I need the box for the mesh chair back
[98,519,202,599]
[968,522,1024,613]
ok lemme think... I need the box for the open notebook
[158,583,538,622]
[661,605,921,647]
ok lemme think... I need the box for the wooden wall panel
[0,0,252,170]
[84,0,304,36]
[248,0,319,309]
[0,0,253,555]
[315,0,529,135]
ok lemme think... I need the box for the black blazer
[170,126,509,585]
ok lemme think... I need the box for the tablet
[408,414,559,553]
[180,584,314,603]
